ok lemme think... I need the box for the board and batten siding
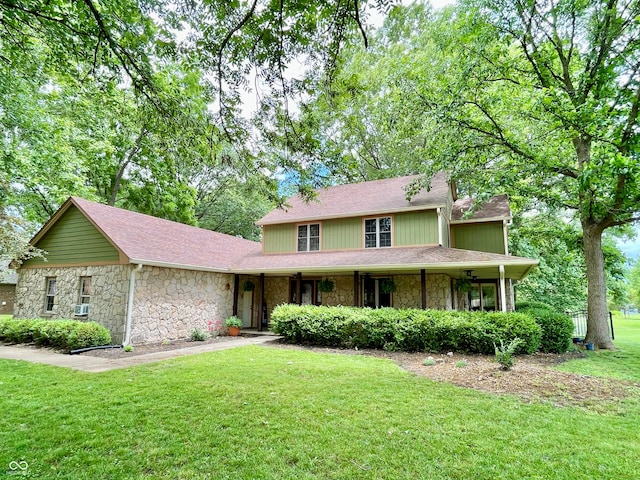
[394,210,439,246]
[451,221,505,254]
[322,218,362,250]
[23,206,120,266]
[262,223,296,253]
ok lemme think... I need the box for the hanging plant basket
[380,278,397,294]
[317,278,335,293]
[455,278,472,293]
[242,280,255,291]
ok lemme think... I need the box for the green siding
[263,224,296,253]
[24,206,120,266]
[323,218,362,250]
[394,210,439,246]
[452,222,505,254]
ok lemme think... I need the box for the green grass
[557,313,640,382]
[1,346,639,479]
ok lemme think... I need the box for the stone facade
[393,274,452,310]
[320,275,354,306]
[14,265,129,342]
[130,266,234,345]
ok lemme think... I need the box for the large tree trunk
[582,222,615,350]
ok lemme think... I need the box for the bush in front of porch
[271,305,544,355]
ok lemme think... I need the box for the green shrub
[190,328,206,341]
[519,307,574,353]
[0,318,111,351]
[515,301,555,312]
[67,322,112,350]
[494,338,522,370]
[271,305,542,354]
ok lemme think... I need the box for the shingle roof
[257,172,450,225]
[451,195,511,222]
[70,197,261,271]
[234,245,537,280]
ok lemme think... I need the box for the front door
[290,279,321,305]
[242,290,253,327]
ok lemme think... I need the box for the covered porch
[230,245,538,330]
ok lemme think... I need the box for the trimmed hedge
[0,318,111,352]
[271,305,541,354]
[516,305,574,353]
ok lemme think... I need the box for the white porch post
[499,265,507,312]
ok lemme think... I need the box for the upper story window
[44,277,57,312]
[365,217,392,248]
[297,223,320,252]
[79,277,92,304]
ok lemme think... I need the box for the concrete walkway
[0,335,282,373]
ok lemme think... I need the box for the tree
[289,1,639,349]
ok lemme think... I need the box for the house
[13,173,538,344]
[0,271,17,315]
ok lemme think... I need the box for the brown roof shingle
[451,195,511,222]
[71,197,261,271]
[257,172,450,225]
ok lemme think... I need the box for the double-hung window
[364,217,392,248]
[297,224,320,252]
[79,277,92,304]
[44,277,57,313]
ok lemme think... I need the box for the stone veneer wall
[129,266,234,345]
[14,265,129,342]
[263,277,289,322]
[321,275,354,306]
[393,274,452,310]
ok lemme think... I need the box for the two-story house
[13,173,538,344]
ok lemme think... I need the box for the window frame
[78,276,92,305]
[364,216,392,249]
[296,223,321,252]
[44,277,57,313]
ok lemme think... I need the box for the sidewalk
[0,335,282,373]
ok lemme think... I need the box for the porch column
[420,269,427,310]
[232,274,239,317]
[259,273,265,331]
[499,265,507,312]
[296,272,302,305]
[353,271,359,307]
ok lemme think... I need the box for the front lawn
[1,345,639,479]
[557,313,640,382]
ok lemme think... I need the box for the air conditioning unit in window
[74,304,90,316]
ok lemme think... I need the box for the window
[363,277,392,308]
[79,277,92,304]
[469,283,497,312]
[44,277,57,312]
[364,217,392,248]
[297,223,320,252]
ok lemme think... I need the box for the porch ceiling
[232,246,538,280]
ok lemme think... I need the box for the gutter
[123,263,143,346]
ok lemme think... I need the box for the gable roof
[30,197,261,272]
[451,195,511,222]
[257,172,451,225]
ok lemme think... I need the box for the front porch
[232,269,516,331]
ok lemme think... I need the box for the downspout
[503,219,509,255]
[124,263,143,346]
